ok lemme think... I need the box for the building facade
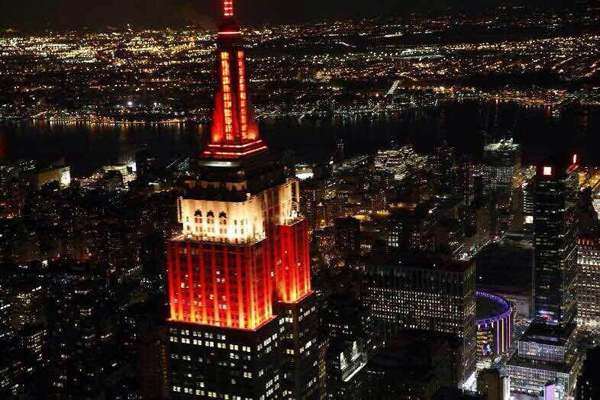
[577,347,600,400]
[532,157,579,325]
[507,154,582,399]
[577,238,600,330]
[482,139,521,237]
[476,291,513,360]
[334,217,360,258]
[363,255,477,387]
[476,369,510,400]
[166,1,319,398]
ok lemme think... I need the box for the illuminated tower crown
[167,3,319,397]
[202,0,268,159]
[168,0,312,331]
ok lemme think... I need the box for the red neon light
[205,1,266,158]
[167,240,274,330]
[543,166,552,176]
[238,51,249,140]
[220,52,234,141]
[206,141,263,149]
[276,220,312,303]
[573,154,578,165]
[223,0,234,17]
[169,0,314,339]
[204,146,268,159]
[207,50,264,157]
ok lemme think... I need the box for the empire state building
[166,1,319,398]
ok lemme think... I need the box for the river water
[0,101,597,176]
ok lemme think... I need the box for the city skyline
[0,0,600,399]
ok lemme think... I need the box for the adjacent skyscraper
[166,1,319,398]
[576,238,600,330]
[476,369,510,400]
[363,255,477,387]
[577,347,600,400]
[532,156,578,326]
[482,139,521,237]
[507,154,582,398]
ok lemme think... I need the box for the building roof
[368,252,475,274]
[476,291,512,325]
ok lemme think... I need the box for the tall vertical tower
[532,155,579,326]
[507,153,582,398]
[166,1,319,399]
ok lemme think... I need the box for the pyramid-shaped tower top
[201,0,268,160]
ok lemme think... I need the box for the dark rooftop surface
[476,292,511,321]
[475,243,532,290]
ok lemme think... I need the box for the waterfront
[0,101,598,176]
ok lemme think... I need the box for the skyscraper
[322,294,371,399]
[482,139,521,237]
[576,238,600,330]
[364,331,463,398]
[166,1,319,398]
[577,347,600,400]
[507,154,582,398]
[532,156,578,326]
[334,217,360,258]
[476,369,510,400]
[363,255,477,387]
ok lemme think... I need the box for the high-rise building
[48,274,119,398]
[532,156,579,325]
[386,204,437,253]
[482,140,521,204]
[364,331,462,399]
[577,238,600,330]
[166,1,319,398]
[0,344,24,398]
[11,283,43,331]
[577,347,600,400]
[507,154,582,398]
[334,217,360,258]
[363,255,477,387]
[322,294,371,399]
[0,299,12,341]
[476,369,510,400]
[433,144,455,195]
[138,325,169,400]
[325,339,366,400]
[482,139,521,237]
[522,177,535,229]
[508,323,581,397]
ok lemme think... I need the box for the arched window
[219,212,227,234]
[207,211,215,233]
[195,210,202,224]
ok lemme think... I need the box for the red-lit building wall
[168,180,312,330]
[167,239,274,330]
[168,0,312,333]
[277,220,311,303]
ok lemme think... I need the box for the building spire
[223,0,234,18]
[201,0,267,160]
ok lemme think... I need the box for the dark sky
[0,0,577,30]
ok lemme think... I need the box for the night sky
[0,0,577,30]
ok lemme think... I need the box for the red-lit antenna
[223,0,234,18]
[202,0,268,159]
